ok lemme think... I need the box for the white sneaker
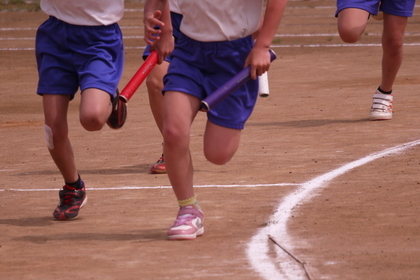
[369,90,393,120]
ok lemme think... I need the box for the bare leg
[380,13,408,92]
[43,95,78,183]
[46,93,92,221]
[146,62,169,173]
[162,91,199,200]
[79,88,112,131]
[337,8,369,43]
[203,122,241,165]
[147,62,169,134]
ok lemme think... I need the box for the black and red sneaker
[53,183,87,221]
[149,154,167,174]
[106,90,127,129]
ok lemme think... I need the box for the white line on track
[0,183,300,192]
[3,140,419,280]
[3,42,420,52]
[3,32,420,41]
[277,42,420,48]
[246,139,420,280]
[2,32,420,38]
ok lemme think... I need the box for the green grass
[0,0,145,12]
[0,0,41,12]
[272,37,283,45]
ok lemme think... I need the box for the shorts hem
[381,8,413,17]
[208,116,244,130]
[36,88,76,95]
[335,5,374,17]
[162,86,199,98]
[81,85,116,97]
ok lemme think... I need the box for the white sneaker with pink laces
[167,205,204,240]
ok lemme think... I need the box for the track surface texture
[1,1,420,279]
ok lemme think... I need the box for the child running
[143,0,287,240]
[143,0,182,174]
[35,0,127,220]
[336,0,417,120]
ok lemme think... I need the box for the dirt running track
[1,1,420,279]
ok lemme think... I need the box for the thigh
[79,88,111,119]
[203,121,241,165]
[337,8,370,32]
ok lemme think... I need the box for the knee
[338,27,361,43]
[162,126,188,148]
[339,34,359,44]
[337,20,364,43]
[382,37,403,55]
[205,154,231,165]
[80,114,104,131]
[337,10,367,43]
[146,75,164,93]
[204,149,233,165]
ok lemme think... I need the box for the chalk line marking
[3,42,420,52]
[1,183,300,192]
[247,139,420,280]
[1,141,419,278]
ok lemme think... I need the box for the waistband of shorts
[177,33,253,51]
[47,16,119,28]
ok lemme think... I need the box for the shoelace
[61,194,75,206]
[60,189,79,205]
[156,156,164,164]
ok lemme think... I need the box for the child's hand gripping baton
[200,49,277,112]
[119,50,158,103]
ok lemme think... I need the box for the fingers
[153,34,174,64]
[157,54,166,65]
[246,49,271,80]
[249,66,270,80]
[143,10,164,44]
[250,66,270,80]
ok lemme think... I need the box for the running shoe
[370,90,393,120]
[107,91,127,129]
[167,205,204,240]
[149,154,166,174]
[53,183,87,221]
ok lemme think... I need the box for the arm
[245,0,288,79]
[143,0,173,64]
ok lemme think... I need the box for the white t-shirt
[169,0,181,14]
[176,0,263,42]
[40,0,125,26]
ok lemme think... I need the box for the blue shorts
[336,0,416,17]
[142,12,183,62]
[36,16,124,99]
[163,33,257,130]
